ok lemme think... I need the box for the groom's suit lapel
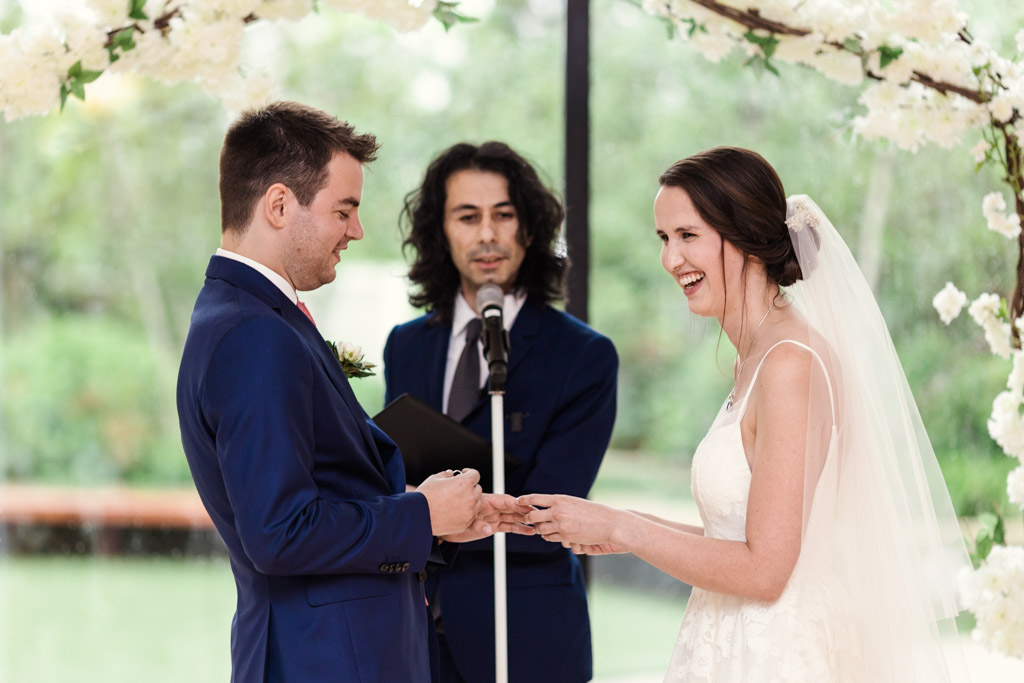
[206,257,387,476]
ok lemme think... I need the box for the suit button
[379,563,390,573]
[418,571,427,582]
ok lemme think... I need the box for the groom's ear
[263,183,292,230]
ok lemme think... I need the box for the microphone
[476,283,510,392]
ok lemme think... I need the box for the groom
[177,102,519,682]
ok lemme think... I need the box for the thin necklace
[727,301,776,410]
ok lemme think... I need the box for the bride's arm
[521,346,812,602]
[627,510,703,536]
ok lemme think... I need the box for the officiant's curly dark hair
[400,141,567,320]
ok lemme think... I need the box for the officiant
[384,141,619,683]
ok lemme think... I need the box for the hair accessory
[785,195,820,233]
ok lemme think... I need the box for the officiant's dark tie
[447,318,482,422]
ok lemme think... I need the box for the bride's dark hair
[659,146,803,287]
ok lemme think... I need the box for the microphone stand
[489,376,508,683]
[479,285,510,683]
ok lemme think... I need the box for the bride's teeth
[681,273,704,286]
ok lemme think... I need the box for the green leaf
[112,26,136,51]
[106,26,136,64]
[842,37,863,55]
[78,68,103,84]
[67,60,102,85]
[971,510,1006,565]
[432,1,478,33]
[743,30,779,60]
[878,45,904,70]
[59,83,70,111]
[128,0,148,21]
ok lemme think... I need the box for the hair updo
[658,146,804,287]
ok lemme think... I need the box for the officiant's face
[443,169,530,308]
[655,185,745,321]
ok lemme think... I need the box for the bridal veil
[784,194,972,681]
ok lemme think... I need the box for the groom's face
[284,152,365,292]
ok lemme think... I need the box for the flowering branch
[0,1,466,121]
[637,0,1024,660]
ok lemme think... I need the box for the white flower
[969,293,1013,358]
[990,93,1016,124]
[971,139,991,164]
[341,342,362,362]
[970,292,1003,325]
[807,48,864,87]
[218,68,279,113]
[324,0,434,33]
[961,546,1024,658]
[1008,466,1024,507]
[982,192,1022,239]
[1017,28,1024,55]
[254,0,316,21]
[989,391,1024,458]
[0,31,62,121]
[932,282,967,325]
[86,0,130,28]
[1009,351,1024,395]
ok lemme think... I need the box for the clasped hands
[417,468,535,543]
[418,471,625,554]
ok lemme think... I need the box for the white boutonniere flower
[327,341,377,378]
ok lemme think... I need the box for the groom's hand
[440,494,536,543]
[417,468,483,537]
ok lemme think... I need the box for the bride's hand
[567,542,626,556]
[516,493,620,547]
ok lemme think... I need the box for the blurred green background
[3,0,1024,680]
[2,0,1020,513]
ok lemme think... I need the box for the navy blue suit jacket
[177,256,439,682]
[384,300,618,683]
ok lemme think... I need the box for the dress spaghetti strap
[733,340,837,428]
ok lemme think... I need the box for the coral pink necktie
[296,300,316,326]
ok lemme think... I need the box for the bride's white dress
[664,341,857,683]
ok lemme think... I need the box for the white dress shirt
[216,248,299,305]
[442,289,527,414]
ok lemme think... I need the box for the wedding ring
[452,469,462,476]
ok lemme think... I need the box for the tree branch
[685,0,989,105]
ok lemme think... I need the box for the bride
[519,147,971,682]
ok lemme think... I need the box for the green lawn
[0,555,685,682]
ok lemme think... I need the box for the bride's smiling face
[655,185,746,321]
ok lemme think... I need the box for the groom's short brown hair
[219,101,379,234]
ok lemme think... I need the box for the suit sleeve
[202,318,434,576]
[505,332,618,553]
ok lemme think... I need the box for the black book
[373,393,518,489]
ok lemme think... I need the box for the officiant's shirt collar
[452,288,526,336]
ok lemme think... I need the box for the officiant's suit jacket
[384,298,618,683]
[177,256,440,683]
